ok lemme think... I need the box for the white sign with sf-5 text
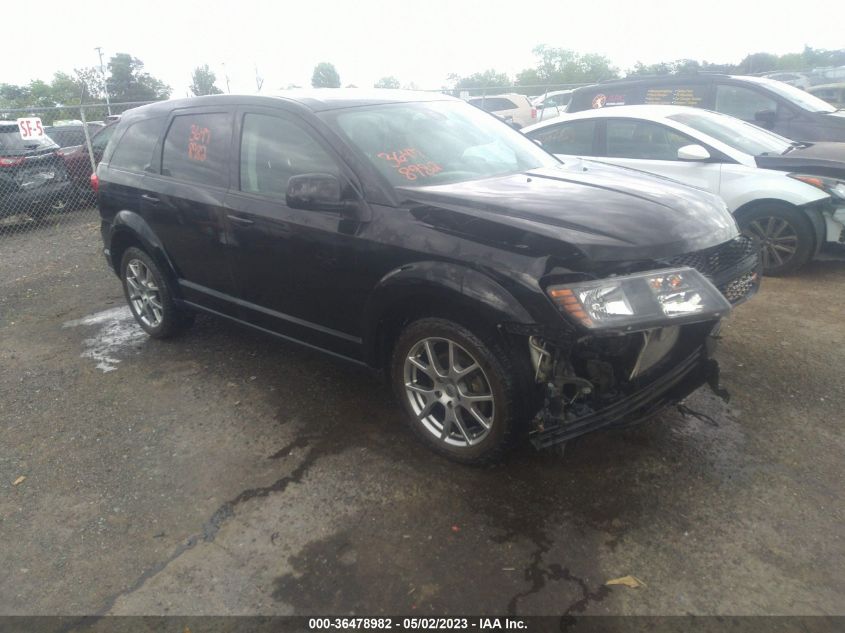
[17,117,44,140]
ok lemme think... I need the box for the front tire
[737,203,814,275]
[390,318,523,464]
[120,247,194,338]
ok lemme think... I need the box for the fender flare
[361,260,536,367]
[108,210,181,287]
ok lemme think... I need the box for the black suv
[1,121,73,219]
[96,91,758,463]
[567,74,845,142]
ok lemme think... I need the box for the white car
[531,89,573,122]
[467,93,536,128]
[523,105,845,274]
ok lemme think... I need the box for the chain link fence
[0,101,156,238]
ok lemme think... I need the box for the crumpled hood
[398,159,738,262]
[755,142,845,179]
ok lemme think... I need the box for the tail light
[90,172,99,193]
[0,156,25,167]
[531,107,537,119]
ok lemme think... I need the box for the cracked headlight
[547,267,731,332]
[789,174,845,200]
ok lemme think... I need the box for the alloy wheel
[125,259,164,328]
[403,337,495,447]
[743,216,799,270]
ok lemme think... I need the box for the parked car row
[95,90,760,464]
[523,105,845,274]
[472,73,845,142]
[565,73,845,142]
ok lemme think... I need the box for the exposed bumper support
[529,350,723,450]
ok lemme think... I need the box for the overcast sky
[3,0,843,97]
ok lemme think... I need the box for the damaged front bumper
[529,346,724,449]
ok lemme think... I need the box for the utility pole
[95,46,112,116]
[222,62,231,94]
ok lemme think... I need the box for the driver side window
[239,113,339,197]
[606,120,693,160]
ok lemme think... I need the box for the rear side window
[110,118,164,172]
[469,98,518,112]
[162,112,231,186]
[93,125,117,152]
[530,120,596,155]
[239,113,339,197]
[715,85,777,120]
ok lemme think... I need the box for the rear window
[110,118,165,172]
[0,124,58,154]
[469,97,519,112]
[161,112,231,186]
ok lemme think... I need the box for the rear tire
[737,203,814,275]
[390,317,523,464]
[120,247,194,339]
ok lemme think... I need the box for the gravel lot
[1,211,843,618]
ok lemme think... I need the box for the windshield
[324,100,558,187]
[0,125,59,154]
[740,76,836,113]
[668,110,793,156]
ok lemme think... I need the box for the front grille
[667,236,756,278]
[666,236,759,305]
[721,271,756,304]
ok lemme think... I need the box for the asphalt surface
[1,211,843,617]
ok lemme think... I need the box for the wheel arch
[362,261,536,371]
[108,210,181,288]
[733,198,825,256]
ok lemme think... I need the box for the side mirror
[677,144,711,161]
[754,109,777,128]
[286,173,344,211]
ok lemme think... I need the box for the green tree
[520,45,618,85]
[189,64,223,96]
[374,76,401,89]
[448,69,512,93]
[311,62,341,88]
[627,59,703,76]
[736,52,779,74]
[73,67,105,101]
[107,53,171,102]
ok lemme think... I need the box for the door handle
[140,193,160,203]
[226,214,255,226]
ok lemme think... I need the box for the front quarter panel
[718,164,829,211]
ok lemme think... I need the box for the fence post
[80,105,97,176]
